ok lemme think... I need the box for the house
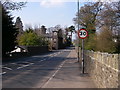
[11,46,28,53]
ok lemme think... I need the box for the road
[2,48,71,88]
[2,47,96,89]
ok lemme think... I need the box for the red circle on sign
[78,28,88,39]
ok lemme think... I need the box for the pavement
[42,47,97,88]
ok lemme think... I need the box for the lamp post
[77,0,80,62]
[77,0,85,74]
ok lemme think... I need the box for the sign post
[78,28,88,74]
[77,0,80,62]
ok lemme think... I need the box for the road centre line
[17,64,31,70]
[2,67,12,70]
[17,62,34,69]
[3,51,62,70]
[17,58,47,69]
[41,60,66,88]
[28,63,34,65]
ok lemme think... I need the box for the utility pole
[77,0,80,62]
[77,0,85,74]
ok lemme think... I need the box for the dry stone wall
[84,50,119,88]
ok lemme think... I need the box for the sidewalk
[42,48,97,88]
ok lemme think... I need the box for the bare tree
[96,2,120,53]
[73,2,102,33]
[1,0,26,10]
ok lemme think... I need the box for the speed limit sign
[78,28,88,39]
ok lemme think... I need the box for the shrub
[18,32,48,46]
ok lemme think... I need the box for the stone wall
[27,46,49,55]
[84,50,119,88]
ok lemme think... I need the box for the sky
[10,0,118,40]
[11,0,119,29]
[11,1,86,29]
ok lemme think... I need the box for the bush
[18,32,48,46]
[85,33,97,51]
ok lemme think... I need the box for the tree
[68,25,75,40]
[2,0,26,56]
[18,32,40,46]
[73,2,102,33]
[58,29,64,48]
[18,29,48,46]
[2,6,18,56]
[96,2,120,53]
[1,0,26,11]
[15,17,23,41]
[73,2,102,50]
[25,28,34,33]
[15,17,23,34]
[54,25,61,31]
[96,26,117,53]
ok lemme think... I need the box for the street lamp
[77,0,85,74]
[77,0,80,62]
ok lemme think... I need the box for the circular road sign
[78,28,88,39]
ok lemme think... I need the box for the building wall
[52,31,58,50]
[84,50,119,88]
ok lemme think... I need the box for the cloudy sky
[11,0,119,29]
[11,1,82,29]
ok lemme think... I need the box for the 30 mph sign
[78,28,88,39]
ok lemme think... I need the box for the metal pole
[77,0,80,62]
[82,39,84,74]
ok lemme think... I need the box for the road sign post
[77,0,80,63]
[78,28,88,74]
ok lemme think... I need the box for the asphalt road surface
[2,48,71,88]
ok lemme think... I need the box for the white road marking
[2,67,12,70]
[17,67,23,69]
[0,72,6,75]
[29,63,34,65]
[17,65,30,69]
[43,59,46,61]
[41,60,66,88]
[17,63,34,69]
[40,60,44,62]
[39,59,46,62]
[2,51,62,71]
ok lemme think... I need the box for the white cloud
[40,0,64,8]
